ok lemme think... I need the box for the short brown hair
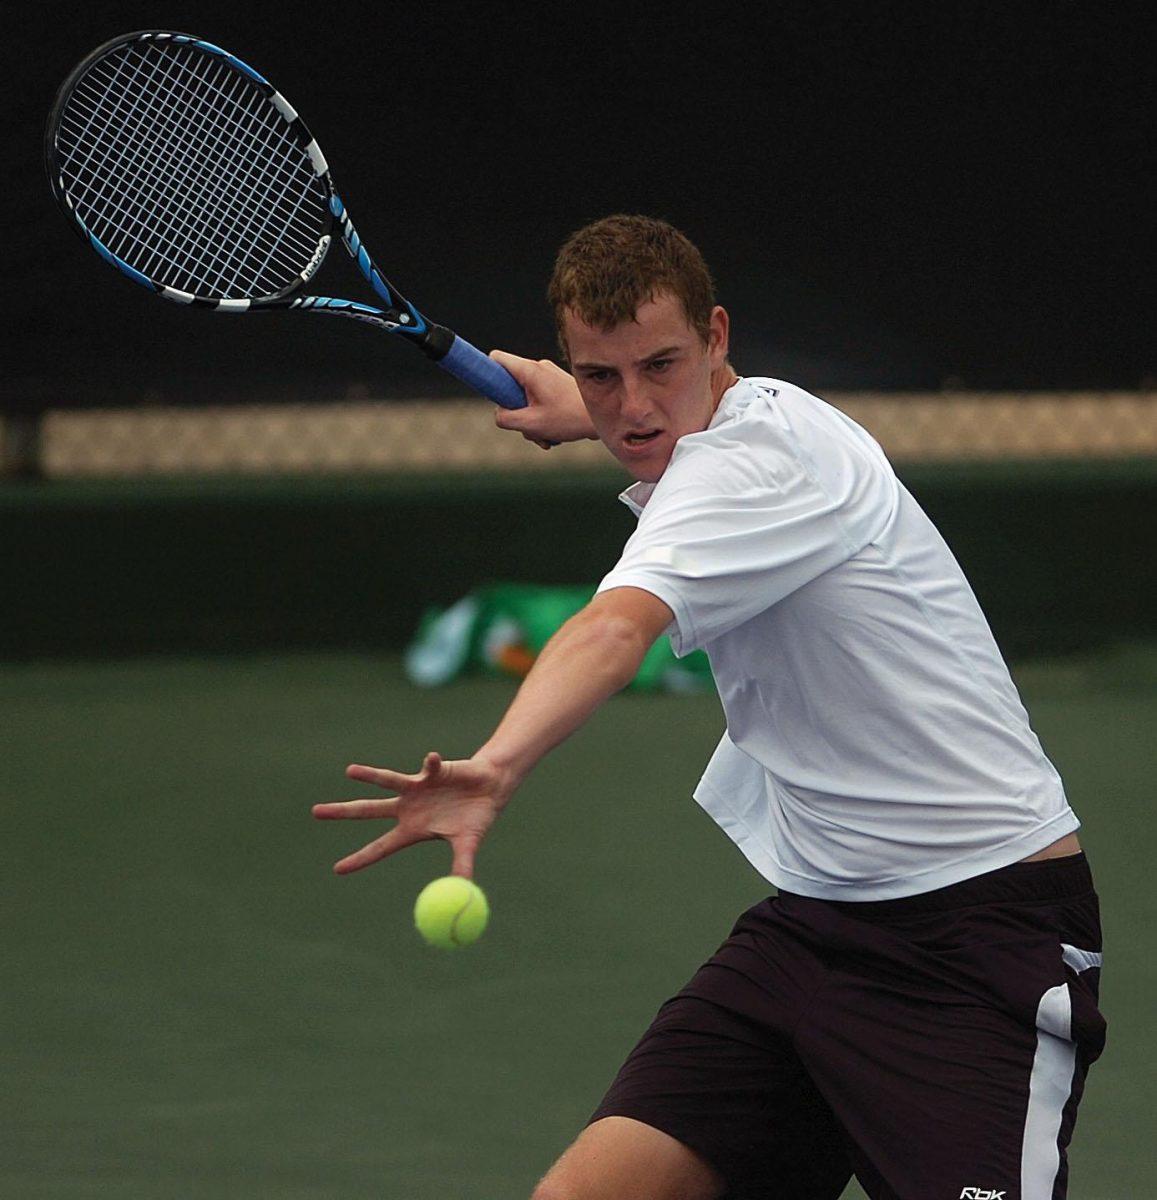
[548,214,716,357]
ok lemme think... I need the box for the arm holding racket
[488,351,599,447]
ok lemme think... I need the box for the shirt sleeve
[596,412,896,655]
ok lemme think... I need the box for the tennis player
[314,215,1105,1199]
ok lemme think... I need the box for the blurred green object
[404,583,713,693]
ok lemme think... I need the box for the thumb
[489,348,536,385]
[495,404,531,431]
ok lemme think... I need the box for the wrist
[471,746,525,805]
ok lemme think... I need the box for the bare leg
[531,1116,727,1200]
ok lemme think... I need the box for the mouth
[622,429,662,453]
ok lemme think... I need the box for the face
[564,292,730,483]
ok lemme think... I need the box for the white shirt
[596,377,1078,900]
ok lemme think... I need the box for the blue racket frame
[46,31,527,411]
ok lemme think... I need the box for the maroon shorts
[589,853,1105,1200]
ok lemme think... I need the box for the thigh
[797,882,1106,1200]
[535,1115,726,1200]
[804,988,1056,1199]
[588,993,854,1200]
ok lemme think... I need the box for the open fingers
[333,826,426,875]
[312,797,401,821]
[345,763,413,791]
[345,753,443,792]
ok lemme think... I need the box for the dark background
[6,1,1153,407]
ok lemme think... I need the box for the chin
[622,457,669,484]
[613,434,676,483]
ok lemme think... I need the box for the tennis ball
[413,876,489,949]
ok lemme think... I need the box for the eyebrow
[571,345,683,371]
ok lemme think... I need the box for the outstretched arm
[313,586,673,878]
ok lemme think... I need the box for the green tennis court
[2,642,1153,1197]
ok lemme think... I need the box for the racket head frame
[45,30,527,408]
[44,30,427,335]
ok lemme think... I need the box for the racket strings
[61,57,282,291]
[61,62,270,293]
[63,43,322,296]
[72,53,290,287]
[90,50,318,291]
[63,43,324,296]
[56,39,328,300]
[60,56,308,299]
[125,46,325,281]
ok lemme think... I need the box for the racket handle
[431,330,528,410]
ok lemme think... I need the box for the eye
[649,358,673,372]
[584,369,615,384]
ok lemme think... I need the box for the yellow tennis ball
[413,876,489,949]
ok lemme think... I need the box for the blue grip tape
[439,335,527,409]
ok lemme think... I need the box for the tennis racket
[45,30,527,410]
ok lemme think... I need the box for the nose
[620,373,654,424]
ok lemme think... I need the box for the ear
[707,306,730,368]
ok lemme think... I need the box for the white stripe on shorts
[1061,943,1102,974]
[1021,983,1077,1200]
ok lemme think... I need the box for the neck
[711,361,739,409]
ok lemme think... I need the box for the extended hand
[312,752,510,878]
[489,350,598,448]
